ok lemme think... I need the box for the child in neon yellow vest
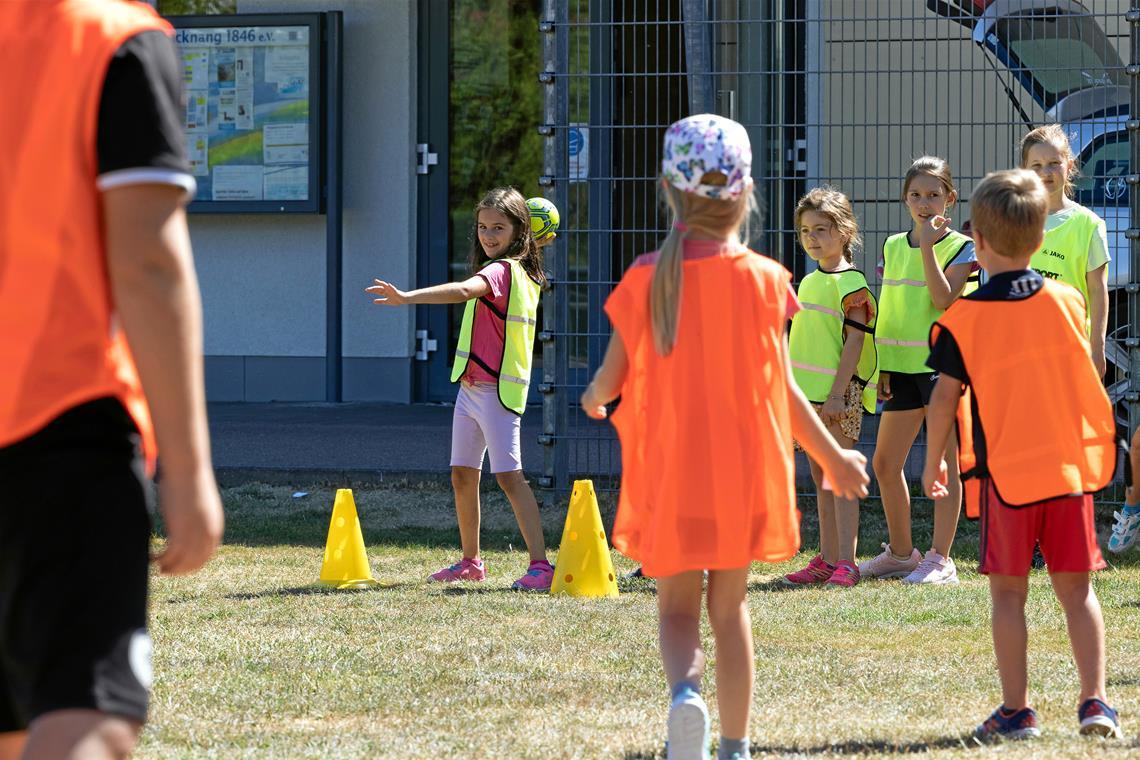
[862,156,976,586]
[366,187,552,591]
[1020,124,1110,377]
[785,187,878,588]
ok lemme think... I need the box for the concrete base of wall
[205,356,412,403]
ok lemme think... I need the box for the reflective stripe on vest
[450,258,542,415]
[1028,207,1103,335]
[0,0,168,462]
[935,279,1114,511]
[788,268,880,414]
[876,230,970,374]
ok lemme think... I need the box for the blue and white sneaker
[1078,697,1123,738]
[973,705,1041,742]
[666,686,710,759]
[1108,507,1140,554]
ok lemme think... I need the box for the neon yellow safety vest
[1029,205,1104,334]
[875,230,971,374]
[451,258,542,415]
[789,268,879,414]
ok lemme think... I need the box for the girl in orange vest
[580,115,869,760]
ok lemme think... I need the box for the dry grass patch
[136,482,1140,758]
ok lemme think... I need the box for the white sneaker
[857,543,921,579]
[1108,507,1140,553]
[666,689,710,760]
[901,549,959,585]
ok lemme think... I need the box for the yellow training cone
[551,479,619,597]
[319,489,381,589]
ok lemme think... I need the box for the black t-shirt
[96,30,194,194]
[926,269,1044,382]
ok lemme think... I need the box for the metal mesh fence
[540,0,1139,502]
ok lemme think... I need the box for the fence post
[540,0,570,502]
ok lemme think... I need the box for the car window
[1076,134,1128,209]
[993,11,1125,109]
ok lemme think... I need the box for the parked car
[930,0,1131,417]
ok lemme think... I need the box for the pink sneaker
[782,554,835,586]
[428,557,486,582]
[511,560,554,591]
[857,543,921,579]
[826,560,860,587]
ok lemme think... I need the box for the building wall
[189,0,416,401]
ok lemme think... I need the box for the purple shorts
[450,381,522,473]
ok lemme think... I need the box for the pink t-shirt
[462,260,513,383]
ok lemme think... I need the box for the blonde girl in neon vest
[862,156,976,585]
[580,114,869,759]
[784,187,878,589]
[1020,124,1110,377]
[367,187,554,591]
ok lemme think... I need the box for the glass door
[416,0,545,403]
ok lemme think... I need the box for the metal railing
[540,0,1139,502]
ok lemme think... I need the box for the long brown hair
[901,155,957,205]
[794,186,861,263]
[469,187,547,285]
[650,175,755,356]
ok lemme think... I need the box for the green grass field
[137,480,1140,758]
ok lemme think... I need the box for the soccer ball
[526,197,560,240]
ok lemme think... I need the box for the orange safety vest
[0,0,168,461]
[931,279,1115,517]
[604,247,800,577]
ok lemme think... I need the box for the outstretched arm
[367,274,491,305]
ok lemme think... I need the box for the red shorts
[977,478,1106,577]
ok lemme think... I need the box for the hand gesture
[580,383,608,420]
[821,449,869,500]
[922,458,950,500]
[821,396,844,425]
[918,214,950,250]
[366,279,408,305]
[154,466,225,576]
[877,372,892,402]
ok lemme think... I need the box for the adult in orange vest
[923,170,1120,742]
[0,2,223,757]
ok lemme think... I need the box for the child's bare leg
[872,409,925,556]
[657,570,706,689]
[1050,571,1107,704]
[808,457,838,563]
[931,431,962,557]
[830,430,860,563]
[495,470,547,561]
[451,466,482,558]
[706,567,753,741]
[989,574,1030,710]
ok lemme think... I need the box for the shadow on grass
[621,733,973,759]
[224,583,409,601]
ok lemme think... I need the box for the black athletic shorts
[881,371,939,412]
[0,398,152,732]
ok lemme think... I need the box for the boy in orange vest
[922,169,1121,742]
[0,2,223,758]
